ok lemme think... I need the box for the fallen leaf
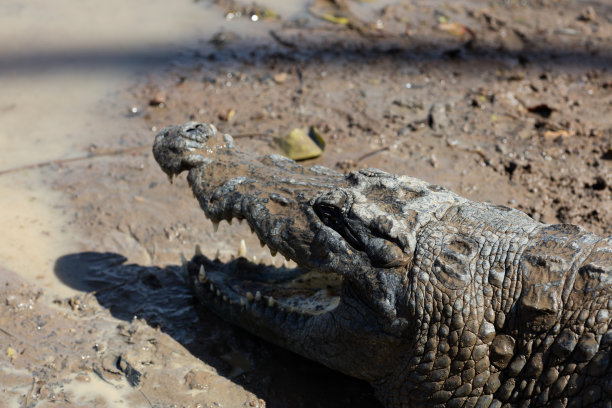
[274,73,288,84]
[6,347,16,361]
[321,13,350,25]
[219,108,235,122]
[438,22,475,38]
[277,127,325,161]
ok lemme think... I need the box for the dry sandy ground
[1,0,611,406]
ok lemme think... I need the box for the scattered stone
[578,6,596,22]
[428,103,451,134]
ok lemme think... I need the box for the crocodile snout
[153,121,234,176]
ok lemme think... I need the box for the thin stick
[0,145,149,176]
[24,376,36,407]
[0,327,15,338]
[231,133,272,139]
[139,389,153,408]
[356,146,390,162]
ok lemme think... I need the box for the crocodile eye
[313,190,349,224]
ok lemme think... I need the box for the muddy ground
[1,0,611,406]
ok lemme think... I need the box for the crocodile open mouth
[185,238,342,317]
[153,122,352,323]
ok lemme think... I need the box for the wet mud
[1,0,611,407]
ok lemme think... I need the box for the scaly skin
[153,122,612,408]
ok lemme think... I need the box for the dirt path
[1,0,611,407]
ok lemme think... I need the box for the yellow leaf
[277,127,324,161]
[438,22,469,36]
[321,14,350,25]
[6,347,16,361]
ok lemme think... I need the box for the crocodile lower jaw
[184,233,342,318]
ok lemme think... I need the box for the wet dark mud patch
[54,252,381,408]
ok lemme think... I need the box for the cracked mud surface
[1,0,611,406]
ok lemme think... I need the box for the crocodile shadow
[55,251,382,408]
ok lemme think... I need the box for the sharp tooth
[267,296,275,307]
[195,244,203,256]
[215,249,221,260]
[238,239,247,258]
[251,255,257,263]
[246,291,254,301]
[198,265,207,283]
[282,260,288,268]
[255,291,262,301]
[216,289,221,297]
[259,240,265,248]
[209,283,214,291]
[180,252,188,265]
[212,221,219,232]
[270,248,277,256]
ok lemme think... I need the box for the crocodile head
[153,122,423,381]
[154,122,612,407]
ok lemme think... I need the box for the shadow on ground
[55,251,382,408]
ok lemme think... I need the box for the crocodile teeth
[212,221,219,232]
[215,249,221,260]
[246,291,254,301]
[251,255,257,263]
[267,296,275,307]
[238,239,247,257]
[180,253,188,277]
[255,291,262,301]
[198,265,207,283]
[195,244,203,256]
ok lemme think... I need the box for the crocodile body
[153,122,612,408]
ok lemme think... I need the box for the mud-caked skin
[153,122,612,408]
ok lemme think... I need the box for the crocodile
[153,121,612,408]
